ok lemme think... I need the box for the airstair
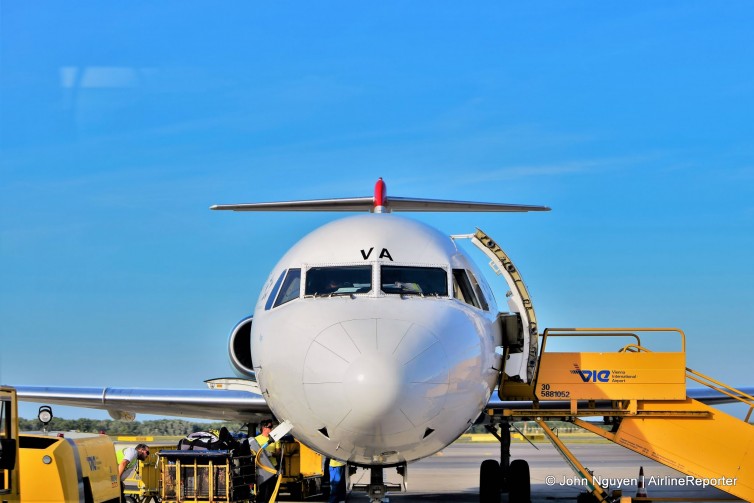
[490,328,754,502]
[465,229,754,502]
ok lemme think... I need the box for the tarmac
[119,437,741,502]
[340,442,740,503]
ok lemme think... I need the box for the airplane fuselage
[246,214,504,465]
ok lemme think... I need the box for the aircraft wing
[487,387,754,411]
[686,387,754,405]
[16,384,750,423]
[13,385,271,423]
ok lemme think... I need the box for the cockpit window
[381,266,448,296]
[305,266,372,296]
[453,269,482,309]
[467,271,489,311]
[274,268,301,307]
[264,270,287,311]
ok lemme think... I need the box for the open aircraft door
[461,229,539,392]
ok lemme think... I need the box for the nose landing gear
[350,464,405,503]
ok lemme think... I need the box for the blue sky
[1,2,753,420]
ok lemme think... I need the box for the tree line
[18,417,245,436]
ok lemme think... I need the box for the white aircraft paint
[248,214,503,465]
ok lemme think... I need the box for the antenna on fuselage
[210,178,551,213]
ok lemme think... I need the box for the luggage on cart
[159,449,255,503]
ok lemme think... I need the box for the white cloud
[60,66,155,88]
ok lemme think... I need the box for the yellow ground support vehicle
[159,449,255,502]
[278,439,324,500]
[19,433,121,502]
[118,443,175,503]
[154,436,324,503]
[2,386,324,503]
[1,387,20,501]
[1,386,121,503]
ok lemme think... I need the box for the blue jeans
[329,465,346,503]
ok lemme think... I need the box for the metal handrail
[540,327,686,354]
[686,367,754,411]
[618,343,651,353]
[535,328,687,391]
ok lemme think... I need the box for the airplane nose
[344,352,402,418]
[302,318,450,436]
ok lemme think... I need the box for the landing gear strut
[351,464,405,502]
[479,421,531,503]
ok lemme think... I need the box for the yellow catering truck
[0,386,121,503]
[1,386,20,501]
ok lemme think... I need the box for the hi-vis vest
[116,448,139,480]
[249,437,277,486]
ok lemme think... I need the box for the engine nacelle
[228,316,254,378]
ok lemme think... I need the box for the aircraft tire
[508,459,531,503]
[479,458,500,503]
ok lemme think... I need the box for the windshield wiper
[309,291,355,298]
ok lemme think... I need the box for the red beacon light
[373,177,387,213]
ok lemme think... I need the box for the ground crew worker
[254,419,280,503]
[328,458,347,503]
[118,443,149,501]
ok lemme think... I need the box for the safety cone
[636,466,648,498]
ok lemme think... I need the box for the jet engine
[228,315,255,378]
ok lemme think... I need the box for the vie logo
[571,369,610,382]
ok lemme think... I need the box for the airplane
[11,178,748,502]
